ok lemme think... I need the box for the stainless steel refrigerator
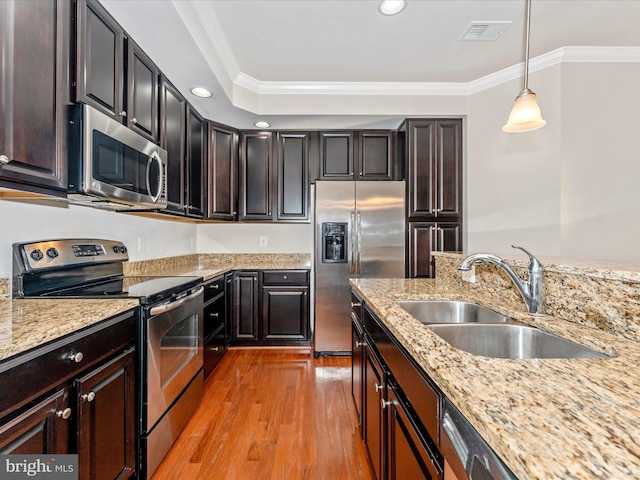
[314,181,405,354]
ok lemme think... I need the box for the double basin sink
[396,300,608,359]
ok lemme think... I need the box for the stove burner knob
[121,246,127,253]
[30,249,43,261]
[46,247,59,259]
[113,246,120,253]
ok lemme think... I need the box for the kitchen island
[351,269,640,479]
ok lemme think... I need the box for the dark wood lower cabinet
[261,286,308,342]
[364,345,386,480]
[351,316,365,427]
[76,348,135,480]
[0,389,68,454]
[386,382,443,480]
[232,271,260,343]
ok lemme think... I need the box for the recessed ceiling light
[379,0,406,16]
[254,121,271,129]
[189,86,213,98]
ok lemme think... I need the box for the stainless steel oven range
[12,238,204,479]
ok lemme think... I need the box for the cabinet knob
[82,391,96,403]
[69,352,84,363]
[130,117,137,124]
[374,383,385,393]
[210,346,219,352]
[211,284,220,290]
[355,341,366,347]
[119,110,127,118]
[381,399,392,409]
[0,154,9,165]
[351,302,362,308]
[210,312,219,318]
[57,408,72,420]
[283,275,288,279]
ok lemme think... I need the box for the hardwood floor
[152,348,374,480]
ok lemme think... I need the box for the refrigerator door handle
[356,211,362,275]
[350,210,356,275]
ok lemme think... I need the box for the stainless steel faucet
[457,245,545,315]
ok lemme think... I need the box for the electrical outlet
[137,236,145,252]
[461,266,475,283]
[259,236,268,247]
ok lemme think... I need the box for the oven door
[145,287,203,430]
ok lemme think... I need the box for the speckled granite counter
[350,275,640,479]
[0,297,139,362]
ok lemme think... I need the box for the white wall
[465,61,640,261]
[197,222,313,253]
[0,199,196,277]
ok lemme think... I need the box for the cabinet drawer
[0,311,136,419]
[204,276,225,302]
[204,296,225,338]
[262,270,309,286]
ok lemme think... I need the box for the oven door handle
[149,286,203,316]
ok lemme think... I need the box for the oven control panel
[13,239,129,272]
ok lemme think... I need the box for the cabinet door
[231,272,259,343]
[434,120,462,217]
[358,131,394,181]
[76,0,125,120]
[364,346,385,480]
[76,349,135,480]
[239,132,273,221]
[0,389,68,454]
[406,119,462,219]
[319,132,355,180]
[185,106,206,218]
[0,0,69,192]
[386,383,443,480]
[208,124,238,220]
[126,40,158,142]
[408,222,461,278]
[351,317,365,428]
[276,132,309,221]
[261,286,309,342]
[159,77,186,213]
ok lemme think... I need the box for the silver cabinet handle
[210,284,220,290]
[209,312,219,317]
[355,341,366,347]
[130,117,137,124]
[119,111,127,118]
[210,346,219,352]
[69,352,84,363]
[381,399,392,409]
[351,302,361,308]
[57,408,72,419]
[283,275,288,279]
[82,392,96,403]
[374,383,384,393]
[0,154,9,165]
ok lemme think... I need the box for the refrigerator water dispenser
[322,223,347,263]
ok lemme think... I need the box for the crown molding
[233,46,640,98]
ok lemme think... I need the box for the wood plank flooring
[151,348,374,480]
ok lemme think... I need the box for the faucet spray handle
[511,245,543,273]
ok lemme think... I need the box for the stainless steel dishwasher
[441,398,517,480]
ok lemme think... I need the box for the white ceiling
[101,0,640,129]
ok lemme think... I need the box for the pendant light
[503,0,546,133]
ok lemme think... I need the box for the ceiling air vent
[460,21,511,41]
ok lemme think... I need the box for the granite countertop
[0,298,139,363]
[350,277,640,480]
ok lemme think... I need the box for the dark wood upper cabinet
[318,132,355,180]
[159,76,186,213]
[208,123,238,221]
[358,131,396,181]
[76,0,159,142]
[276,132,310,221]
[127,40,159,142]
[405,119,462,219]
[0,0,70,194]
[185,106,206,218]
[239,132,273,221]
[75,0,125,120]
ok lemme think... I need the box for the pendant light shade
[502,0,546,133]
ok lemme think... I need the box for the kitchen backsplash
[434,252,640,343]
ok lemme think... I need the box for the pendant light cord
[523,0,531,93]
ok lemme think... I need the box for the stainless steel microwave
[67,104,168,209]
